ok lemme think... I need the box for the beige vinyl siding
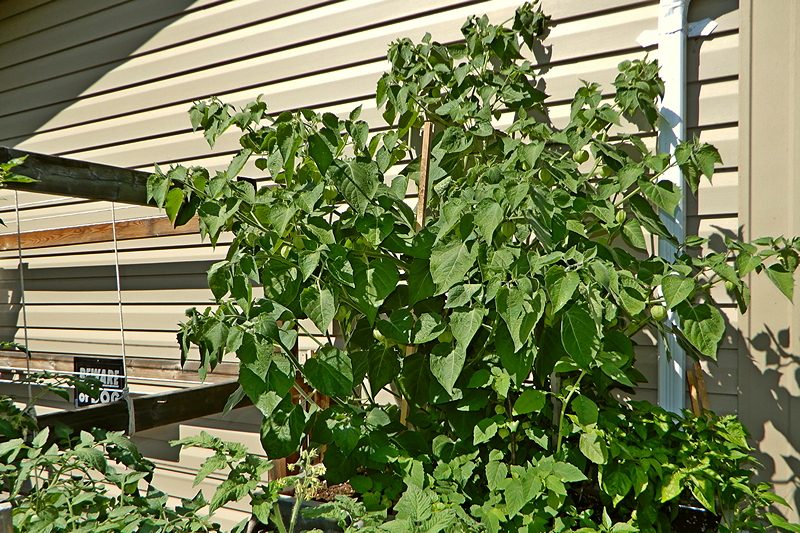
[0,0,748,526]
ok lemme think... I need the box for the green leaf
[32,427,50,449]
[449,306,486,351]
[260,398,306,459]
[676,302,725,359]
[411,312,446,344]
[767,513,800,533]
[552,462,588,483]
[561,305,600,369]
[368,344,401,392]
[329,158,380,214]
[497,287,543,352]
[690,475,715,513]
[394,484,432,522]
[430,343,466,393]
[513,389,546,415]
[629,194,678,246]
[621,218,647,251]
[661,274,694,309]
[546,266,580,314]
[485,461,508,492]
[639,179,682,216]
[602,469,632,506]
[408,259,435,306]
[300,283,337,333]
[572,395,598,426]
[351,256,400,323]
[475,199,504,241]
[164,187,184,224]
[766,264,794,301]
[308,133,333,176]
[736,253,762,277]
[430,240,477,295]
[473,418,497,445]
[579,432,608,464]
[437,127,473,153]
[304,345,354,397]
[377,309,414,345]
[660,470,685,502]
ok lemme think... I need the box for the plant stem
[556,370,586,456]
[273,501,290,533]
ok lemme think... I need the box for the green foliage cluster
[0,372,224,532]
[148,2,800,532]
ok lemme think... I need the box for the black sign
[73,357,126,407]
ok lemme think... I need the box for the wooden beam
[0,215,200,251]
[36,380,253,434]
[0,147,153,206]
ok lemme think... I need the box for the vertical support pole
[415,122,434,232]
[401,122,433,426]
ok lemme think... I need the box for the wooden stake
[415,122,433,232]
[401,122,434,426]
[694,362,711,412]
[686,369,701,416]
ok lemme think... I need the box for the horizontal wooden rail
[0,147,153,206]
[36,380,252,434]
[0,215,200,251]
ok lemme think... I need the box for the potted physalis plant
[149,2,800,532]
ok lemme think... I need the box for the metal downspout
[657,0,690,413]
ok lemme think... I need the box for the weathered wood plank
[0,146,152,205]
[36,380,252,434]
[0,215,199,251]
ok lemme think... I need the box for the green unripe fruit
[498,428,510,438]
[600,165,614,177]
[725,280,736,292]
[615,210,627,225]
[494,405,506,415]
[650,304,667,321]
[501,221,516,237]
[573,150,589,164]
[437,330,454,343]
[323,185,338,202]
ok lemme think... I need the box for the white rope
[110,202,135,435]
[13,192,33,407]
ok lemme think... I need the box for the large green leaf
[329,158,380,214]
[766,264,794,301]
[475,199,503,242]
[411,312,446,344]
[639,179,682,216]
[449,306,486,351]
[429,343,465,393]
[512,389,546,415]
[430,240,478,295]
[304,345,354,397]
[629,194,678,246]
[497,287,543,352]
[676,302,725,359]
[546,266,580,314]
[260,397,306,459]
[300,283,337,333]
[408,259,435,306]
[661,274,694,309]
[351,256,400,323]
[367,344,401,393]
[561,305,600,369]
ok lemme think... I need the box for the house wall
[739,0,800,519]
[0,0,758,527]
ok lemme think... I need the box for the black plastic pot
[245,497,344,533]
